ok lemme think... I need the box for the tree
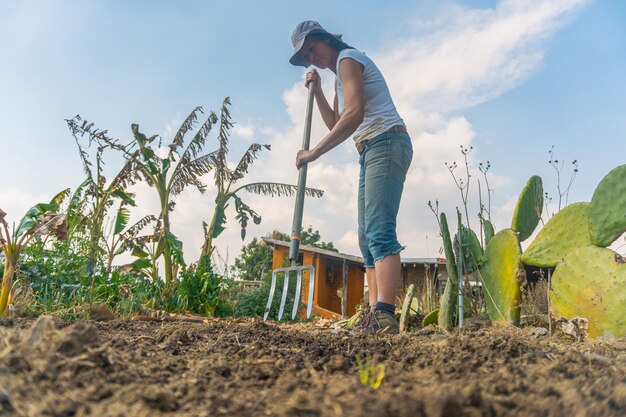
[231,227,338,281]
[231,237,274,281]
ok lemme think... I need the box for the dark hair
[307,32,354,52]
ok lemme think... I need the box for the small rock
[24,316,55,347]
[529,327,549,338]
[426,394,465,417]
[142,387,179,411]
[324,355,347,373]
[462,317,490,331]
[57,323,99,356]
[90,304,116,321]
[417,325,437,336]
[584,352,613,366]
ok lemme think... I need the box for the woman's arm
[306,70,336,131]
[297,58,364,168]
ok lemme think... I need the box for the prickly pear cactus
[511,175,543,242]
[522,202,592,268]
[456,225,484,273]
[438,212,459,330]
[483,219,495,246]
[480,229,523,325]
[551,246,626,338]
[589,164,626,247]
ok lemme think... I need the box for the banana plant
[70,103,221,283]
[127,105,223,283]
[118,223,164,282]
[66,117,141,275]
[103,202,156,274]
[199,98,324,266]
[0,191,69,315]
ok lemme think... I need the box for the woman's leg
[358,148,377,306]
[375,253,401,304]
[365,268,377,306]
[362,133,413,307]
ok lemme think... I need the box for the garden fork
[264,80,316,321]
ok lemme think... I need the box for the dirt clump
[0,317,624,416]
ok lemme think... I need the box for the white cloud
[378,0,588,114]
[232,123,255,141]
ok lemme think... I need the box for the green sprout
[355,353,385,390]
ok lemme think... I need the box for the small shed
[262,238,365,319]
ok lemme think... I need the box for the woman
[290,21,412,335]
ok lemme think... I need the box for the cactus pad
[551,246,626,338]
[456,226,484,274]
[589,164,626,247]
[522,202,592,268]
[399,284,415,332]
[438,212,459,330]
[480,229,523,325]
[511,175,543,242]
[483,219,495,246]
[422,309,439,327]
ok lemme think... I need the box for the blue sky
[1,0,625,266]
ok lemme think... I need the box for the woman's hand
[296,148,319,169]
[305,69,322,91]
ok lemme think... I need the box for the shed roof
[262,238,364,265]
[262,238,446,266]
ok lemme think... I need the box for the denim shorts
[358,131,413,268]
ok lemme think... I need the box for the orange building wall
[269,245,364,319]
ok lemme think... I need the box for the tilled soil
[0,316,625,417]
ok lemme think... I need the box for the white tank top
[336,48,404,143]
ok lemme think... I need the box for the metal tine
[306,266,315,318]
[277,269,290,321]
[291,269,303,320]
[263,269,280,321]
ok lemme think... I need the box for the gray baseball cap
[289,21,346,67]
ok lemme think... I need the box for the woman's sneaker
[362,309,399,335]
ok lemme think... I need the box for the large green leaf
[49,188,70,206]
[165,232,185,266]
[111,189,136,207]
[211,204,227,238]
[114,206,130,235]
[132,258,153,270]
[15,217,36,238]
[161,158,171,174]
